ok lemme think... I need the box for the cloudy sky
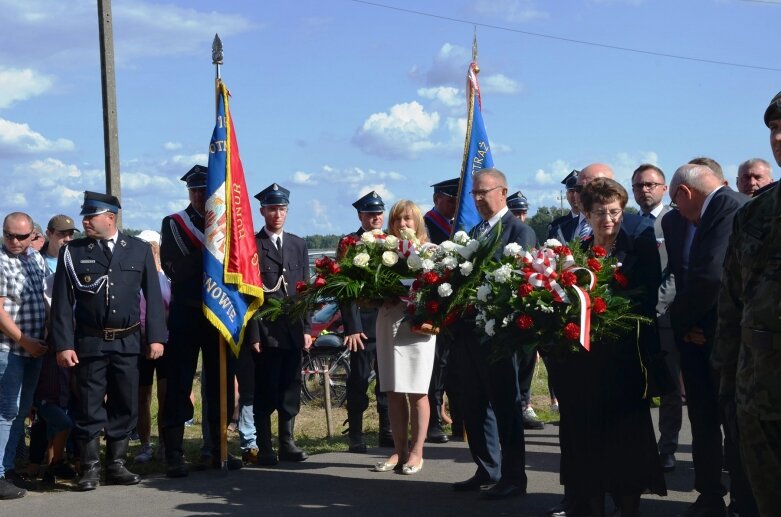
[1,0,779,235]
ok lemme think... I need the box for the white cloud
[413,43,471,87]
[481,74,522,95]
[353,101,440,159]
[534,168,555,185]
[417,86,462,107]
[0,67,53,108]
[163,142,182,150]
[470,0,549,22]
[0,118,74,155]
[292,171,317,186]
[357,184,395,203]
[167,153,208,166]
[308,199,333,231]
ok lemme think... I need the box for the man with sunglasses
[41,215,77,275]
[0,212,48,499]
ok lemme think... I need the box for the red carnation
[406,304,416,316]
[563,322,580,340]
[515,314,534,330]
[518,283,533,297]
[295,281,308,293]
[613,270,629,288]
[425,300,440,315]
[443,311,459,327]
[560,271,577,287]
[587,258,602,272]
[422,271,439,285]
[313,276,326,288]
[328,262,341,274]
[314,257,330,269]
[592,246,607,258]
[555,246,572,256]
[593,297,607,314]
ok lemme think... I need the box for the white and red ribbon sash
[171,210,204,250]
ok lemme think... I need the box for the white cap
[136,230,161,245]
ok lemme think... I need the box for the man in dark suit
[160,166,242,477]
[452,168,536,500]
[52,191,167,491]
[632,163,682,473]
[667,163,750,517]
[341,192,392,453]
[245,183,312,465]
[424,178,459,443]
[548,170,580,243]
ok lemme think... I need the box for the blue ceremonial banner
[203,81,265,357]
[453,61,494,234]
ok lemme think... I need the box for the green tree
[528,206,569,244]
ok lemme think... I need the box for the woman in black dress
[557,178,666,516]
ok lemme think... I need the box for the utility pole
[97,0,122,227]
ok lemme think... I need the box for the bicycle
[301,333,350,407]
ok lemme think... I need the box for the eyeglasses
[669,187,680,209]
[590,209,623,220]
[470,186,503,199]
[632,182,664,191]
[3,231,33,241]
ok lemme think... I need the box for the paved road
[8,408,715,516]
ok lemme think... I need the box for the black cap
[507,191,529,212]
[431,178,460,197]
[561,169,579,189]
[254,183,290,206]
[764,90,781,127]
[352,191,385,213]
[80,191,121,216]
[180,165,208,189]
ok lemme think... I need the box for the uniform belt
[741,328,781,351]
[79,322,141,341]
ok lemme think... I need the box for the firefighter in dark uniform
[507,191,529,222]
[423,178,460,443]
[52,191,167,491]
[160,166,242,477]
[245,183,311,465]
[342,191,393,452]
[548,170,581,243]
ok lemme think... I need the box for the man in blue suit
[451,168,536,500]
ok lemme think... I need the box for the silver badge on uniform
[80,259,96,264]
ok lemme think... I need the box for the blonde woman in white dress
[373,200,436,475]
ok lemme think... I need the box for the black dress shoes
[660,452,676,472]
[683,494,727,517]
[547,494,591,516]
[480,480,525,500]
[452,475,494,492]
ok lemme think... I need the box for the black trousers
[236,341,255,408]
[517,346,536,411]
[678,340,725,498]
[72,352,138,441]
[427,335,449,408]
[346,343,388,417]
[253,347,302,420]
[162,307,235,430]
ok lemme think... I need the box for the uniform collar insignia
[120,239,127,247]
[88,243,94,250]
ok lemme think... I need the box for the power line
[346,0,781,73]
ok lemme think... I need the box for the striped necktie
[577,218,591,240]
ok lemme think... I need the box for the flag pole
[212,32,229,472]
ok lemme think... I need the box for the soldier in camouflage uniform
[713,90,781,516]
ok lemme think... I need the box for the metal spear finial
[472,27,478,62]
[212,33,223,65]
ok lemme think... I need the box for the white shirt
[486,206,509,230]
[101,230,120,252]
[264,226,283,248]
[700,185,724,221]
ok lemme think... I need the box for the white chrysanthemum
[437,283,453,298]
[384,235,399,250]
[381,250,399,266]
[459,261,473,276]
[442,256,458,270]
[361,232,375,244]
[421,258,436,272]
[399,227,416,241]
[476,283,492,302]
[492,264,513,284]
[353,252,370,267]
[503,243,523,258]
[371,229,384,235]
[544,238,562,248]
[440,240,457,252]
[453,231,470,245]
[484,319,496,336]
[407,253,423,271]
